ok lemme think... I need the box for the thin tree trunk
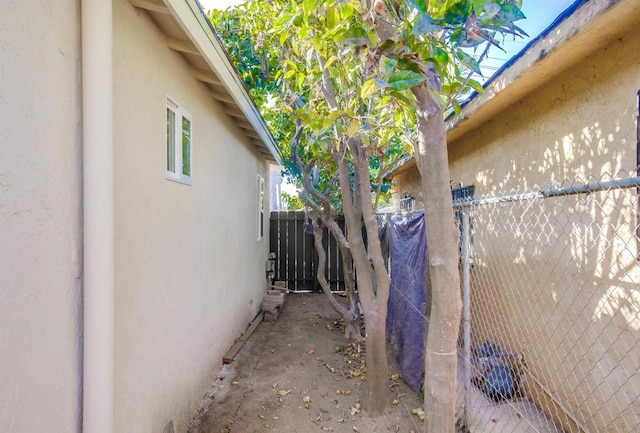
[411,84,462,433]
[312,219,362,339]
[362,305,388,413]
[336,146,390,415]
[291,126,362,340]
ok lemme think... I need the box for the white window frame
[166,96,193,185]
[257,174,265,241]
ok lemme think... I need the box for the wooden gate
[269,211,346,292]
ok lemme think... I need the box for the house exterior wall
[393,23,640,431]
[0,1,83,433]
[113,1,270,431]
[448,32,640,195]
[392,161,422,209]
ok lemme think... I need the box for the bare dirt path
[190,292,424,433]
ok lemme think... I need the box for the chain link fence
[453,170,640,432]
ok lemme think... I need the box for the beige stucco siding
[449,29,640,193]
[113,1,269,431]
[447,26,640,432]
[0,1,83,433]
[395,26,640,209]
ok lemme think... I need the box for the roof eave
[446,0,640,144]
[137,0,283,165]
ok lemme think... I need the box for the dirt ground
[189,292,425,433]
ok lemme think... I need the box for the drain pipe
[82,0,114,432]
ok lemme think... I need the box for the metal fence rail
[455,171,640,433]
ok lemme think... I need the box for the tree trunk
[343,309,361,341]
[291,128,362,340]
[363,306,389,415]
[312,219,363,340]
[411,85,462,433]
[336,144,390,416]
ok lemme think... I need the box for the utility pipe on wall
[82,0,114,432]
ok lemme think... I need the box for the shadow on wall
[466,180,640,431]
[445,31,640,431]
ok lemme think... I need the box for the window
[452,185,475,261]
[257,175,265,241]
[166,97,192,184]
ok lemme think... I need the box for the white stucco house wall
[0,1,281,432]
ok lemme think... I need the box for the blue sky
[478,0,577,79]
[199,0,579,82]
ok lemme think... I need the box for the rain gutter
[81,0,114,432]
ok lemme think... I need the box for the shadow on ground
[188,293,424,433]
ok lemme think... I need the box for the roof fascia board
[163,0,283,165]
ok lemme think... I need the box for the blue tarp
[386,211,427,392]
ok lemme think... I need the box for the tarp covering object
[386,211,427,392]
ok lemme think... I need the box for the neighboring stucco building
[0,1,280,432]
[391,0,640,431]
[393,0,640,205]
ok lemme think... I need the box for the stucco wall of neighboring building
[448,31,640,195]
[113,1,270,431]
[394,22,640,432]
[0,1,83,433]
[391,161,423,210]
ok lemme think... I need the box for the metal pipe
[454,176,640,208]
[82,0,114,431]
[461,209,472,428]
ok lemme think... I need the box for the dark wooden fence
[269,211,346,292]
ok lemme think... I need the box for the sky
[198,0,578,191]
[198,0,578,82]
[478,0,577,79]
[198,0,244,10]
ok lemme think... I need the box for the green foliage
[281,191,305,210]
[210,0,526,209]
[210,1,525,421]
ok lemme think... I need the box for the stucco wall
[113,1,270,431]
[0,1,83,433]
[392,162,423,210]
[395,22,640,432]
[448,31,639,194]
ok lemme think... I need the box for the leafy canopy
[210,0,526,208]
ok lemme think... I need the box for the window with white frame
[257,175,265,241]
[166,97,192,184]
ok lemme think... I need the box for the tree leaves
[361,77,393,98]
[496,3,526,22]
[470,0,487,15]
[210,0,527,201]
[455,49,482,75]
[388,70,426,92]
[336,26,369,46]
[482,2,500,18]
[378,56,398,77]
[412,14,442,35]
[361,79,377,99]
